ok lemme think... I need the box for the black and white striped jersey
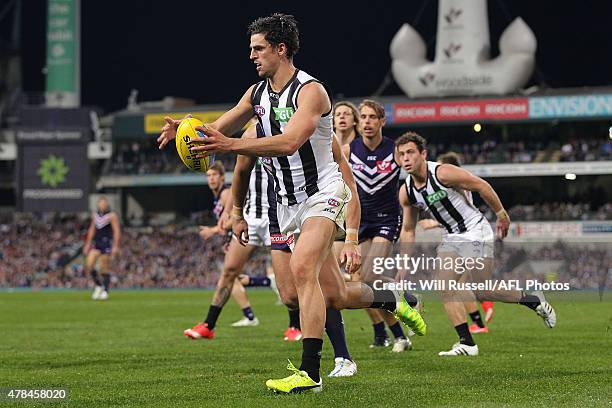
[405,161,483,234]
[244,160,269,220]
[251,69,340,206]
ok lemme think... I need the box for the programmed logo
[38,155,69,187]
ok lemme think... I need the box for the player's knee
[222,263,242,279]
[439,289,457,301]
[289,259,316,285]
[280,293,299,310]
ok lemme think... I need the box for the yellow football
[175,117,214,173]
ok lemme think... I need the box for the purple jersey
[349,136,400,224]
[212,185,228,220]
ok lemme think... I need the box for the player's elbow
[283,139,302,155]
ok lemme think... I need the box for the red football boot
[184,323,215,339]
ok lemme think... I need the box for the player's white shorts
[437,217,494,268]
[245,215,271,247]
[277,178,351,251]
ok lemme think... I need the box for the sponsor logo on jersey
[376,160,392,173]
[273,107,295,123]
[322,207,336,214]
[327,198,340,207]
[426,189,448,205]
[254,105,266,117]
[352,163,364,171]
[367,155,377,161]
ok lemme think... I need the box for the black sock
[288,308,301,329]
[455,322,475,346]
[388,321,406,339]
[91,270,102,286]
[372,321,387,338]
[242,306,255,320]
[369,288,398,313]
[204,305,223,330]
[300,338,322,383]
[325,309,351,360]
[469,311,485,328]
[404,292,418,308]
[246,276,271,287]
[519,293,541,311]
[102,273,111,292]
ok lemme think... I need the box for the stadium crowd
[1,212,608,290]
[0,214,268,290]
[102,137,611,175]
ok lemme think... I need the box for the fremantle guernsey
[212,185,228,220]
[405,161,483,234]
[93,210,113,252]
[349,136,400,224]
[251,69,340,206]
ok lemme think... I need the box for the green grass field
[1,290,610,407]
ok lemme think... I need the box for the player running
[346,100,411,352]
[159,14,426,393]
[229,122,360,377]
[396,132,556,356]
[84,196,120,300]
[424,151,495,332]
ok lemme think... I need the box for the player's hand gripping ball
[175,117,215,172]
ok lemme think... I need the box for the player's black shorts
[358,215,401,244]
[93,237,112,254]
[268,195,290,252]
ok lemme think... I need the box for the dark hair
[359,99,385,119]
[247,14,300,59]
[208,162,225,176]
[437,151,462,167]
[395,131,427,152]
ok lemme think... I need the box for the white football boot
[392,337,412,352]
[91,286,103,300]
[231,317,260,327]
[439,342,479,356]
[328,358,357,377]
[536,301,557,328]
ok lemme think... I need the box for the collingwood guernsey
[251,69,340,206]
[405,161,483,234]
[244,160,269,220]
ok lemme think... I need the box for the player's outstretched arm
[156,85,255,150]
[191,82,329,157]
[436,164,510,238]
[209,85,257,136]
